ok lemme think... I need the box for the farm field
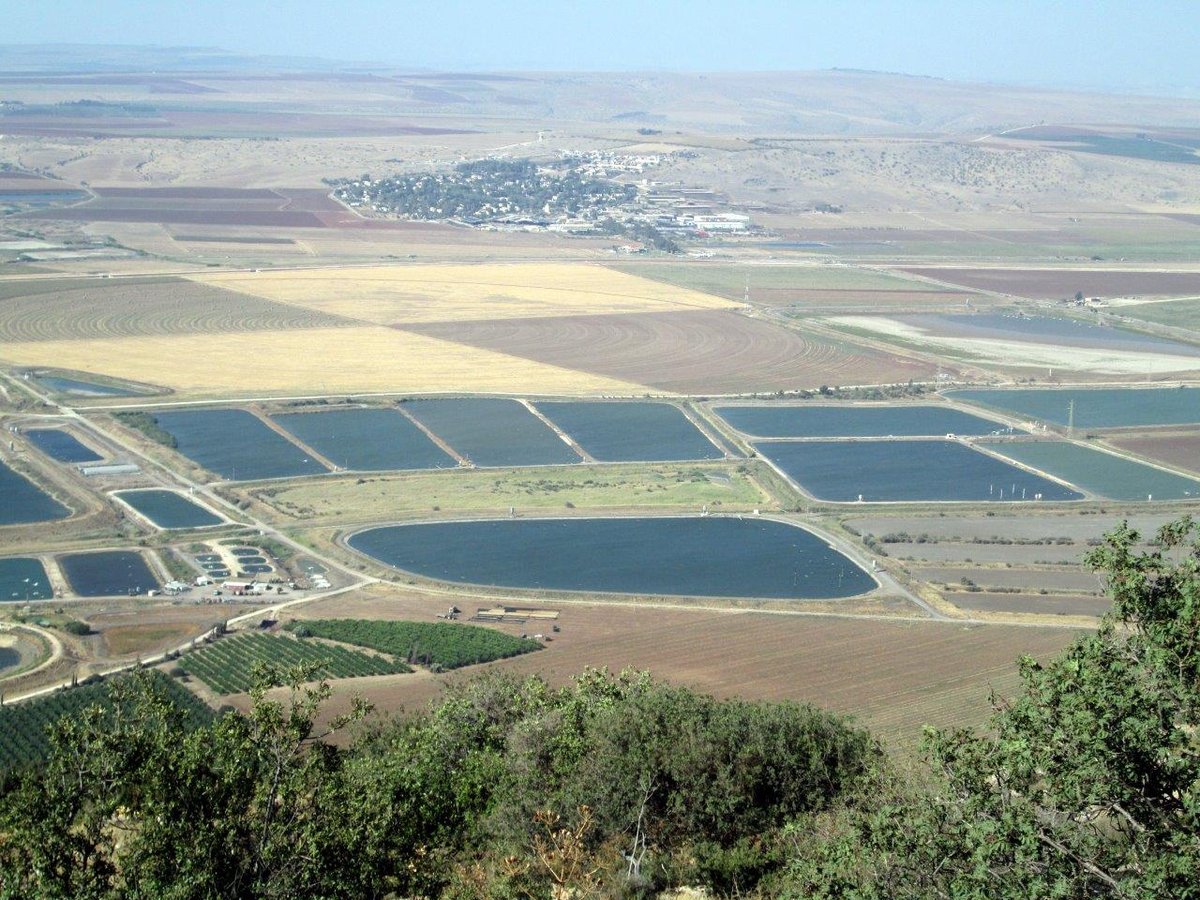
[403,398,580,467]
[1106,429,1200,475]
[178,633,411,694]
[1,325,650,399]
[714,403,1011,438]
[757,439,1082,502]
[880,542,1088,564]
[59,550,159,597]
[151,409,329,480]
[0,459,70,525]
[535,400,723,462]
[24,428,102,463]
[0,558,53,601]
[980,440,1200,501]
[273,407,456,472]
[909,565,1103,594]
[844,513,1177,543]
[191,263,743,324]
[346,517,878,600]
[942,592,1111,618]
[114,489,223,528]
[405,309,938,394]
[0,671,212,772]
[0,275,353,343]
[285,619,541,669]
[247,463,769,524]
[948,386,1200,428]
[900,267,1200,299]
[278,591,1082,743]
[611,261,981,310]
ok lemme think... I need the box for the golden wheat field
[0,325,650,398]
[189,263,743,324]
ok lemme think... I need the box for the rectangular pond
[402,399,581,467]
[0,558,53,602]
[0,460,70,525]
[756,440,1083,502]
[59,551,159,597]
[536,401,723,461]
[115,489,223,528]
[273,407,456,471]
[715,404,1011,438]
[24,428,102,463]
[153,409,329,481]
[979,441,1200,501]
[947,387,1200,429]
[349,517,876,600]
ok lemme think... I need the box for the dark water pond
[154,409,328,480]
[403,399,579,467]
[757,440,1083,502]
[349,516,876,600]
[24,429,102,463]
[274,407,455,471]
[115,490,222,528]
[980,441,1200,501]
[716,404,1010,438]
[947,387,1200,429]
[0,558,52,602]
[34,375,138,397]
[537,401,723,461]
[907,312,1200,355]
[60,551,159,597]
[0,460,69,525]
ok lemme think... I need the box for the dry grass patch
[249,463,769,525]
[189,263,743,324]
[0,326,649,399]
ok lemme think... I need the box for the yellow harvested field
[189,263,743,324]
[0,326,650,398]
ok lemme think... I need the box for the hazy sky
[6,0,1198,93]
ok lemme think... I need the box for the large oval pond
[348,517,876,600]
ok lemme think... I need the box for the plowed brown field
[403,310,936,393]
[1106,429,1200,475]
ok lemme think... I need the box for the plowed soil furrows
[402,309,937,393]
[0,280,357,342]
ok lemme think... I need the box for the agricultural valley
[1,38,1200,897]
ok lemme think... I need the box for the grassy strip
[114,410,177,448]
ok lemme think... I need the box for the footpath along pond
[348,516,877,600]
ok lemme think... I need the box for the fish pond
[715,404,1011,438]
[59,551,159,597]
[0,558,52,602]
[154,409,328,481]
[0,460,69,525]
[24,428,102,463]
[537,401,723,461]
[32,375,140,397]
[115,490,223,528]
[273,408,455,471]
[402,399,580,467]
[980,441,1200,501]
[349,516,876,600]
[757,440,1083,502]
[947,387,1200,429]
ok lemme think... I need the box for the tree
[1076,290,1086,302]
[787,516,1200,898]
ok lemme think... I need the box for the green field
[0,670,212,772]
[178,633,411,694]
[249,463,769,524]
[1117,298,1200,330]
[286,619,541,670]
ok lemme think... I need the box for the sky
[5,0,1199,94]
